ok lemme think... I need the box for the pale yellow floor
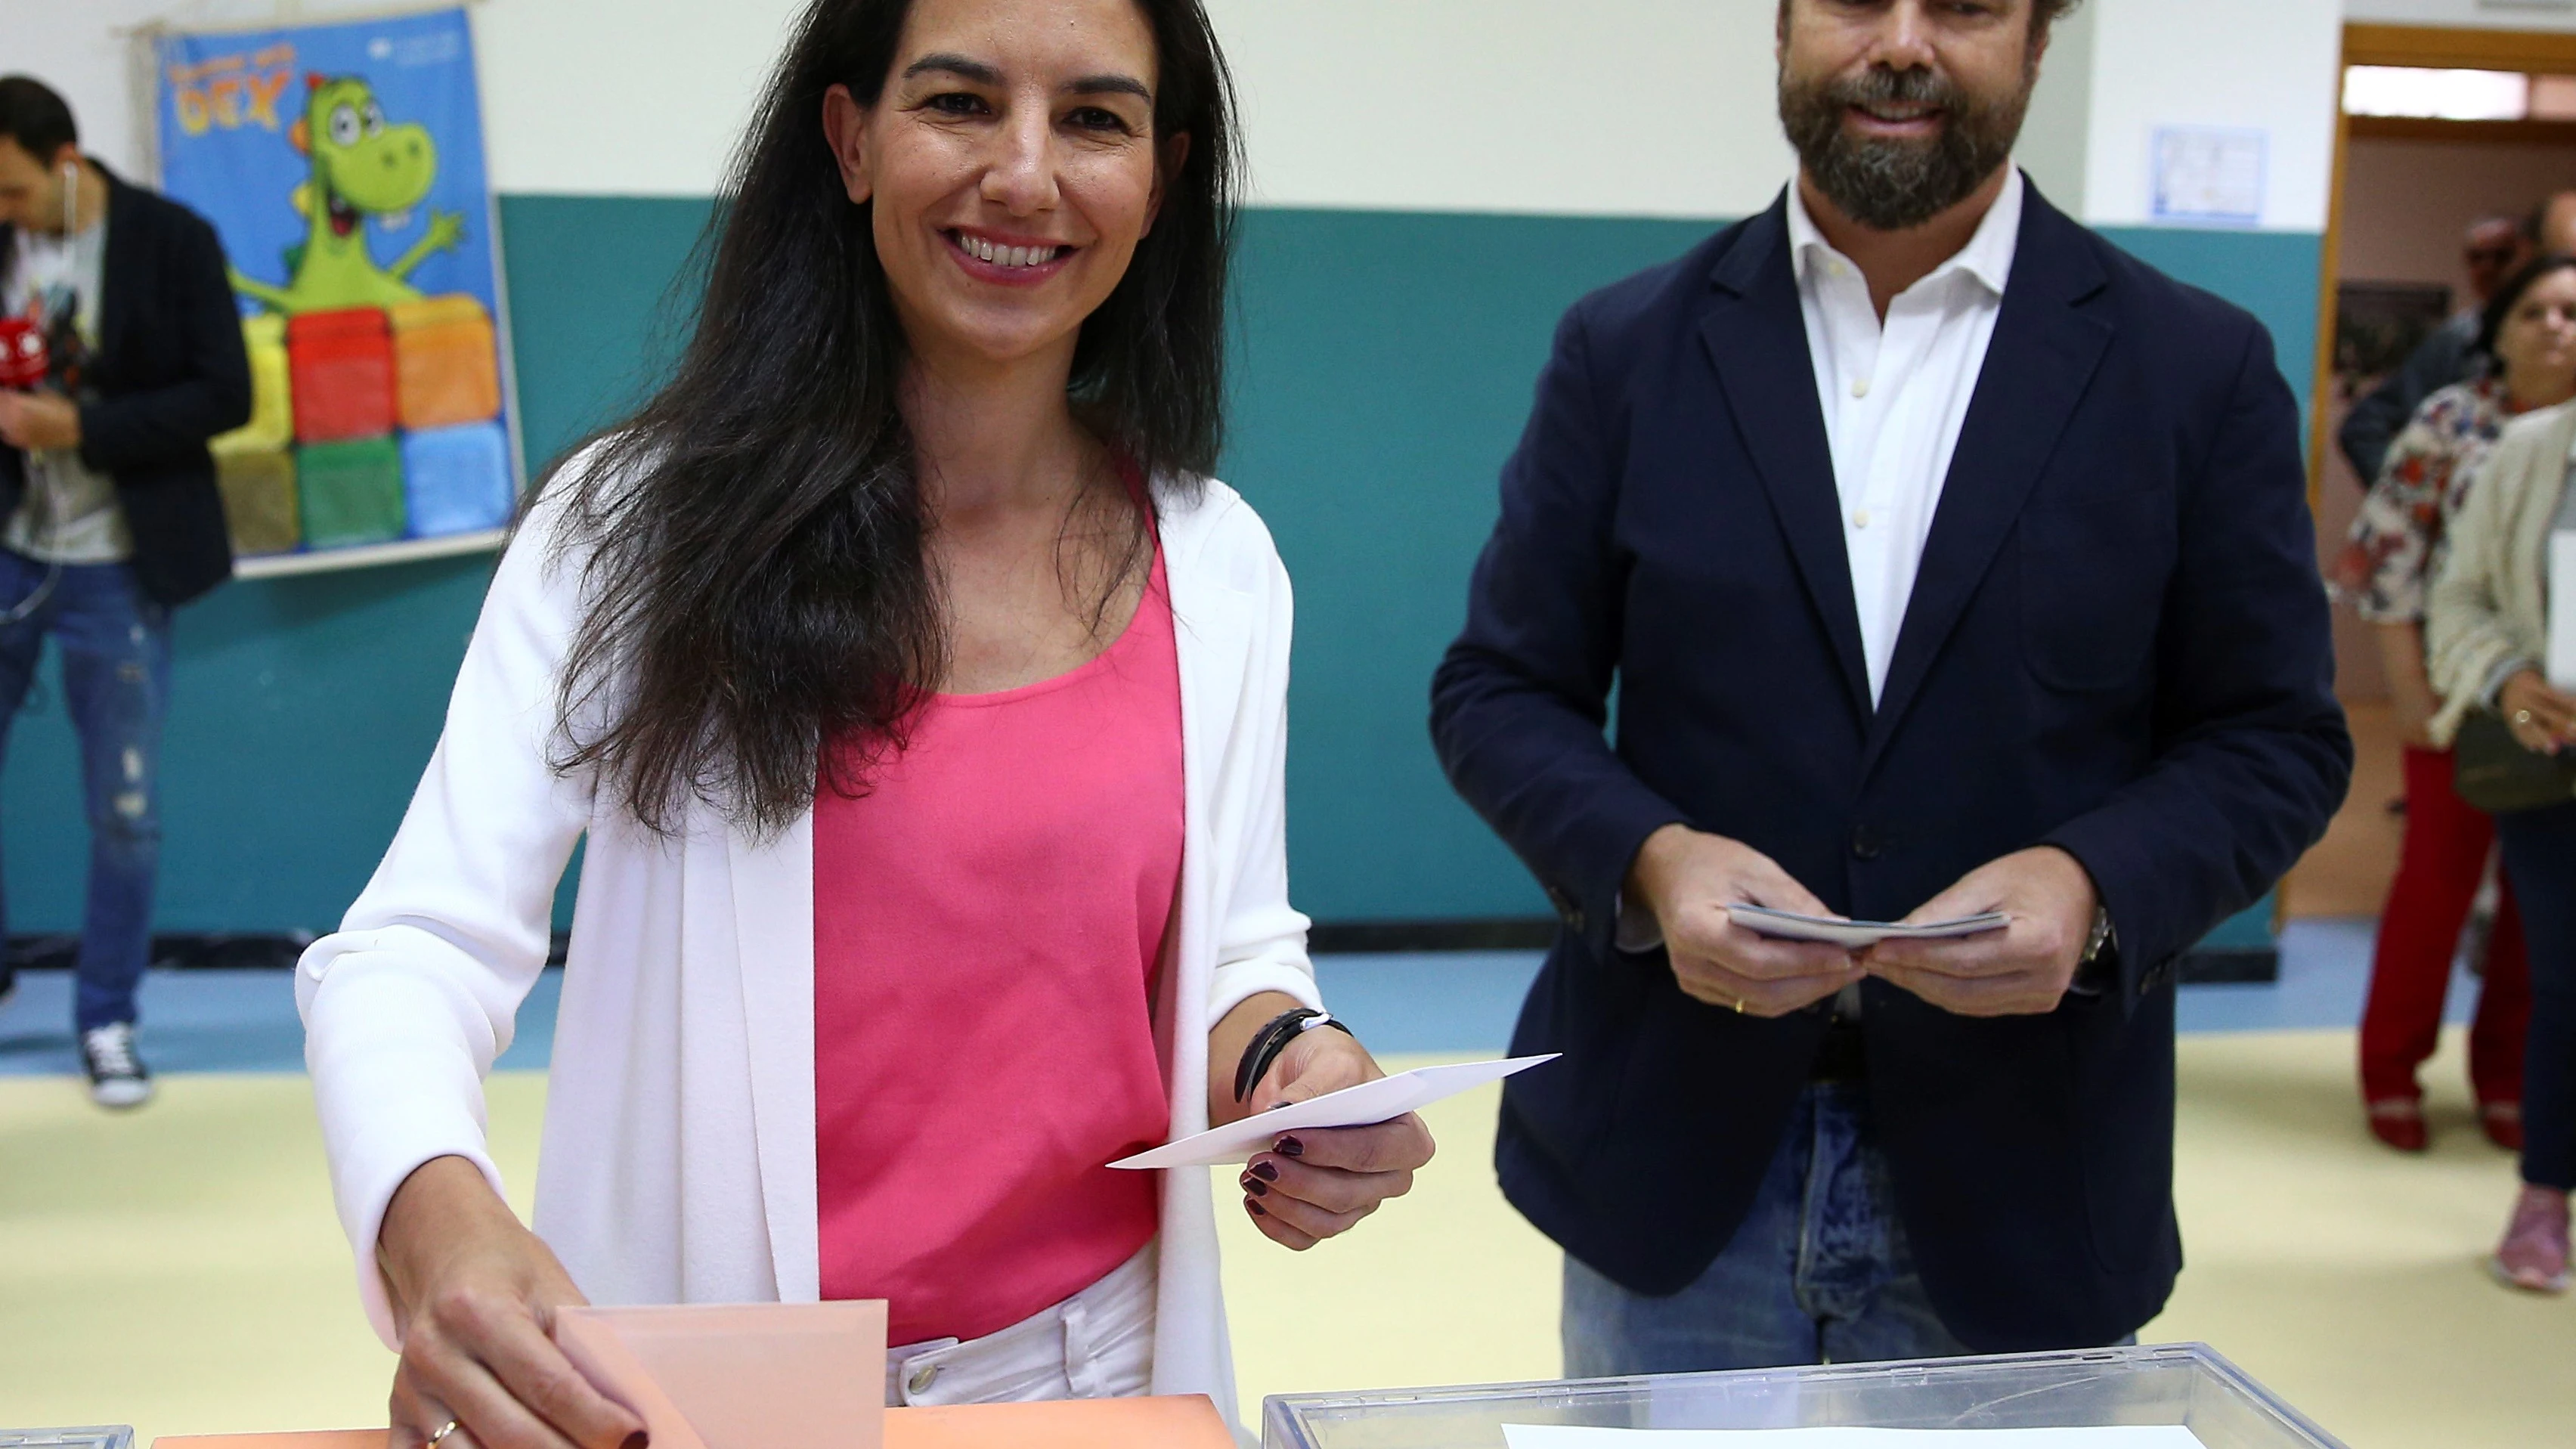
[2,1037,2568,1447]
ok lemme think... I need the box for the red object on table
[0,316,48,390]
[285,308,396,443]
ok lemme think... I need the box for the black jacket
[1430,186,2352,1351]
[0,162,249,606]
[2336,311,2477,489]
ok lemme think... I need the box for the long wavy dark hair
[546,0,1238,838]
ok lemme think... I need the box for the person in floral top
[2336,376,2517,624]
[2331,255,2576,1155]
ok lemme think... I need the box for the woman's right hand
[2499,670,2576,755]
[379,1156,646,1449]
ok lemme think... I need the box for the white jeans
[881,1241,1159,1407]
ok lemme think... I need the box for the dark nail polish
[1250,1160,1279,1181]
[1247,1197,1267,1216]
[1241,1175,1270,1197]
[623,1435,649,1449]
[1276,1135,1304,1158]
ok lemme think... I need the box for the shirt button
[908,1363,940,1396]
[1852,377,1872,399]
[1852,509,1871,529]
[1828,259,1849,279]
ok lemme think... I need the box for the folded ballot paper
[1726,905,2009,950]
[1500,1429,2209,1448]
[1110,1054,1560,1169]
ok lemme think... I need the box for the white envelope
[1109,1055,1559,1169]
[1501,1429,2206,1448]
[1726,904,2008,949]
[2549,531,2576,691]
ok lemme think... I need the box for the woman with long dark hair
[296,0,1433,1442]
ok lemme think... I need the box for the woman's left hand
[1236,1026,1436,1250]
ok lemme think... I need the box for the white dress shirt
[1615,174,2025,962]
[1787,169,2023,703]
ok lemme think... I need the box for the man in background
[1432,0,2348,1370]
[2342,197,2575,487]
[0,76,247,1107]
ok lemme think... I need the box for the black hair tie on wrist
[1234,1007,1357,1104]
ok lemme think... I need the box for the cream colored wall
[0,0,2197,228]
[2079,0,2344,231]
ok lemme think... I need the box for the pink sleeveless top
[812,545,1181,1345]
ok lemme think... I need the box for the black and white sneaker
[81,1022,153,1109]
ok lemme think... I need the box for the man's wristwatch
[2081,903,2116,965]
[2065,903,2119,999]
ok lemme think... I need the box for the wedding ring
[1733,996,1747,1014]
[2516,709,2535,727]
[426,1423,460,1449]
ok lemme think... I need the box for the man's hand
[1626,824,1862,1017]
[0,391,79,451]
[1861,847,2099,1017]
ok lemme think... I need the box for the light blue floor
[0,917,2478,1076]
[0,969,568,1077]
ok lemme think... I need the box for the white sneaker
[80,1022,153,1109]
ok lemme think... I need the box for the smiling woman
[293,0,1435,1444]
[553,0,1241,828]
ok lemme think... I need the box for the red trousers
[2358,745,2531,1105]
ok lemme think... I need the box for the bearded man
[1430,0,2349,1370]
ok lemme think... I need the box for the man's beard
[1779,62,2032,232]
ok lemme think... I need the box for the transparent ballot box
[1262,1344,2346,1449]
[0,1433,133,1449]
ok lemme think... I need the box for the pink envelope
[553,1300,888,1449]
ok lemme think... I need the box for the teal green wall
[0,195,712,936]
[0,200,2324,933]
[2098,227,2324,423]
[1233,210,1713,918]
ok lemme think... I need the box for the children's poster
[154,7,520,568]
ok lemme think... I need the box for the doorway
[2285,21,2576,918]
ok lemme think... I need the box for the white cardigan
[296,460,1321,1421]
[2426,400,2576,745]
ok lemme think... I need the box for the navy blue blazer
[1429,185,2352,1351]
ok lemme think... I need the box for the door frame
[2312,23,2576,495]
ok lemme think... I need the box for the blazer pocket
[2018,491,2172,693]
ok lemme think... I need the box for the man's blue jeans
[1562,1082,1975,1376]
[0,549,171,1032]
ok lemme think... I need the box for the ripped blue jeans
[0,550,171,1031]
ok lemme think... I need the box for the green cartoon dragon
[229,73,466,314]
